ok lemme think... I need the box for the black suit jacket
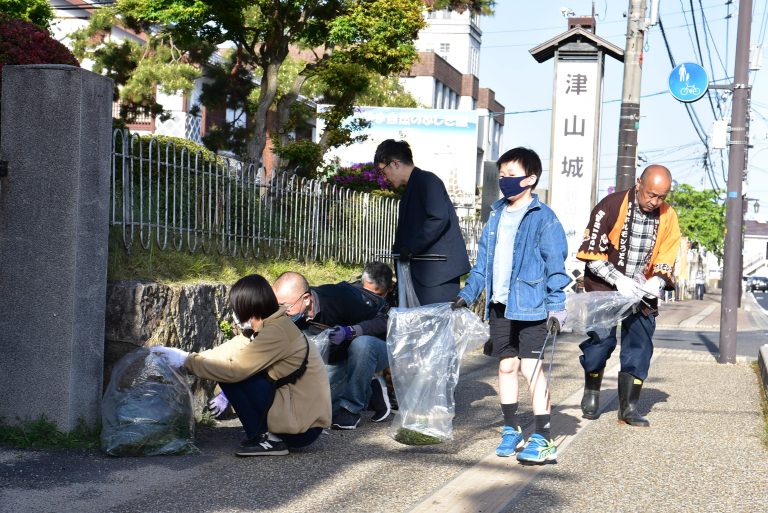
[393,168,470,287]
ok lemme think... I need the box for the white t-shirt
[491,202,529,304]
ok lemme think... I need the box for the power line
[688,0,718,116]
[699,0,730,77]
[497,90,669,116]
[658,17,710,148]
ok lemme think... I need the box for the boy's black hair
[230,274,280,322]
[496,147,543,188]
[373,139,414,166]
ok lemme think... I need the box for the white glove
[614,275,644,300]
[151,346,189,368]
[642,276,665,298]
[208,391,229,417]
[547,310,567,332]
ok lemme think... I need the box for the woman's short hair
[229,274,279,321]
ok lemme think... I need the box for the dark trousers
[412,276,461,305]
[695,284,705,300]
[219,372,321,448]
[578,310,656,381]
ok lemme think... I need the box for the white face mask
[232,312,252,330]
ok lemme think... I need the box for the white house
[744,220,768,276]
[50,0,229,144]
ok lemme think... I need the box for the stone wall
[104,280,233,416]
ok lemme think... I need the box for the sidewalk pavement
[655,288,768,332]
[1,294,767,513]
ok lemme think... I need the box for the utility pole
[615,0,648,191]
[719,0,752,364]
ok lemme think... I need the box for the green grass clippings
[394,427,443,446]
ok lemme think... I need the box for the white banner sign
[549,60,602,262]
[317,106,479,208]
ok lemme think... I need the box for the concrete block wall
[0,65,113,430]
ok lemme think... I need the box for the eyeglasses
[378,160,396,172]
[279,291,309,309]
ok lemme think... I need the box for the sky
[477,0,768,222]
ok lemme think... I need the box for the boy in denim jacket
[452,147,569,464]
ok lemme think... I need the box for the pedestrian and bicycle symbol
[668,62,709,103]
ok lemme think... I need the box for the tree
[430,0,495,15]
[667,183,726,262]
[70,8,201,123]
[0,0,53,29]
[78,0,427,166]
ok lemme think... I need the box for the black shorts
[488,302,549,359]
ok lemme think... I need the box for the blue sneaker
[496,426,524,457]
[516,433,557,464]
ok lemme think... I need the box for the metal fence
[111,129,482,265]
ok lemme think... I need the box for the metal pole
[719,0,752,364]
[615,0,648,192]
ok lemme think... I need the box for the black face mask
[499,176,529,198]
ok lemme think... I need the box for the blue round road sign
[668,63,709,103]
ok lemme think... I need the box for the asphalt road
[555,329,765,360]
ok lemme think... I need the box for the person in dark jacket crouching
[272,268,392,431]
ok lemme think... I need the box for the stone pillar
[0,65,113,430]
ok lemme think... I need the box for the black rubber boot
[617,372,650,427]
[580,368,604,420]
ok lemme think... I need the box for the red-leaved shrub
[0,15,79,131]
[0,15,79,76]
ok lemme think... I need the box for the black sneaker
[369,376,391,422]
[235,434,289,457]
[331,408,361,430]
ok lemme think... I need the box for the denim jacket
[458,194,569,321]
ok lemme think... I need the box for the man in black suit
[374,139,471,304]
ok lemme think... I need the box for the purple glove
[547,311,567,333]
[208,391,229,418]
[329,325,354,345]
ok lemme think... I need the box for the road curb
[759,344,768,395]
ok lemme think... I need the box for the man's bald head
[636,164,673,213]
[272,272,312,318]
[273,271,309,295]
[639,165,672,186]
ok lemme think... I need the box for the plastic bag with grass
[387,303,488,445]
[101,348,199,456]
[566,291,639,335]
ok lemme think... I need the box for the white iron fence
[111,130,481,265]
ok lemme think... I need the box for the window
[439,43,450,55]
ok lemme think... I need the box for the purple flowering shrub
[330,162,403,198]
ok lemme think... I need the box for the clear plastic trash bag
[396,261,421,308]
[386,303,489,445]
[306,329,331,364]
[566,291,639,335]
[101,348,199,456]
